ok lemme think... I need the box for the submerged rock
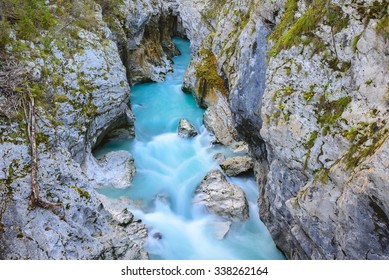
[213,221,232,240]
[84,151,135,189]
[178,119,198,138]
[220,156,254,177]
[152,232,163,240]
[193,169,249,221]
[213,153,226,164]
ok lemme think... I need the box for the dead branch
[1,54,62,212]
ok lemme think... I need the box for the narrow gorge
[0,0,388,260]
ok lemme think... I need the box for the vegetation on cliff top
[268,0,389,57]
[0,0,118,211]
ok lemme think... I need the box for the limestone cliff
[176,0,389,259]
[103,0,185,83]
[0,0,168,259]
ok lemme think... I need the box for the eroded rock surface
[220,156,254,177]
[178,119,198,138]
[193,170,249,222]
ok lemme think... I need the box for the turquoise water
[95,38,285,260]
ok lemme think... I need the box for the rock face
[203,94,240,146]
[0,1,151,260]
[177,119,198,138]
[258,0,389,260]
[176,0,389,259]
[83,151,135,189]
[220,156,254,177]
[107,0,184,83]
[193,170,249,222]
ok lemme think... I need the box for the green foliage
[202,0,227,23]
[0,20,12,50]
[268,0,351,57]
[0,0,56,41]
[326,58,351,73]
[82,98,98,117]
[53,94,68,103]
[269,0,327,57]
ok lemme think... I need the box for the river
[94,38,285,260]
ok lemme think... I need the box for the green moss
[269,0,327,57]
[305,131,319,150]
[325,4,349,33]
[351,33,363,52]
[53,94,68,103]
[196,47,227,96]
[326,57,352,73]
[343,121,388,170]
[376,16,389,40]
[202,0,227,22]
[0,20,12,50]
[269,1,352,58]
[268,0,298,49]
[303,131,318,170]
[278,101,286,111]
[71,186,91,200]
[82,98,98,117]
[0,0,56,41]
[52,75,65,88]
[316,95,352,128]
[36,132,50,146]
[302,84,317,101]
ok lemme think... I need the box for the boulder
[178,119,198,138]
[220,156,254,177]
[193,169,249,221]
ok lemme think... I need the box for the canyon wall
[0,0,180,259]
[177,0,389,259]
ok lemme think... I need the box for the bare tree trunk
[28,96,40,208]
[25,95,61,211]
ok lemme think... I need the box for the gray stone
[193,170,249,222]
[177,119,198,138]
[220,156,254,177]
[203,95,240,147]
